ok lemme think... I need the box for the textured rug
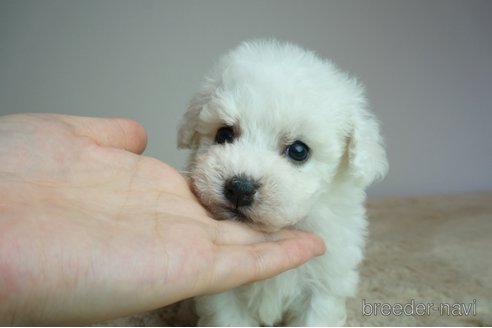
[97,192,492,326]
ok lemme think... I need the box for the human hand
[0,114,325,325]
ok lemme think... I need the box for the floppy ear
[177,93,208,149]
[347,106,388,187]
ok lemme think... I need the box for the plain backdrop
[1,0,491,197]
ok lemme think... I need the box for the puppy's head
[178,40,387,232]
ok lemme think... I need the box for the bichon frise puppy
[177,39,388,326]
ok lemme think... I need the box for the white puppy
[178,39,388,326]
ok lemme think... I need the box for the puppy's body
[196,188,366,326]
[178,40,387,326]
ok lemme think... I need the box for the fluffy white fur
[177,39,388,326]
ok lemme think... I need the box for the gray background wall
[1,0,491,197]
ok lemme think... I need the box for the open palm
[0,114,324,325]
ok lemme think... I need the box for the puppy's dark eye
[286,141,310,162]
[215,126,235,144]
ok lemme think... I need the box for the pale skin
[0,114,325,325]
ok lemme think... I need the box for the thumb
[61,115,148,154]
[203,231,326,296]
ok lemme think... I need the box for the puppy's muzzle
[224,175,258,208]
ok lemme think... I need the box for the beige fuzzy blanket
[97,192,492,326]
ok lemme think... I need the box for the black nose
[224,175,258,207]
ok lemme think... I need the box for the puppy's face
[178,41,387,232]
[185,105,338,232]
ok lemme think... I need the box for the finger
[207,233,326,294]
[61,115,148,154]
